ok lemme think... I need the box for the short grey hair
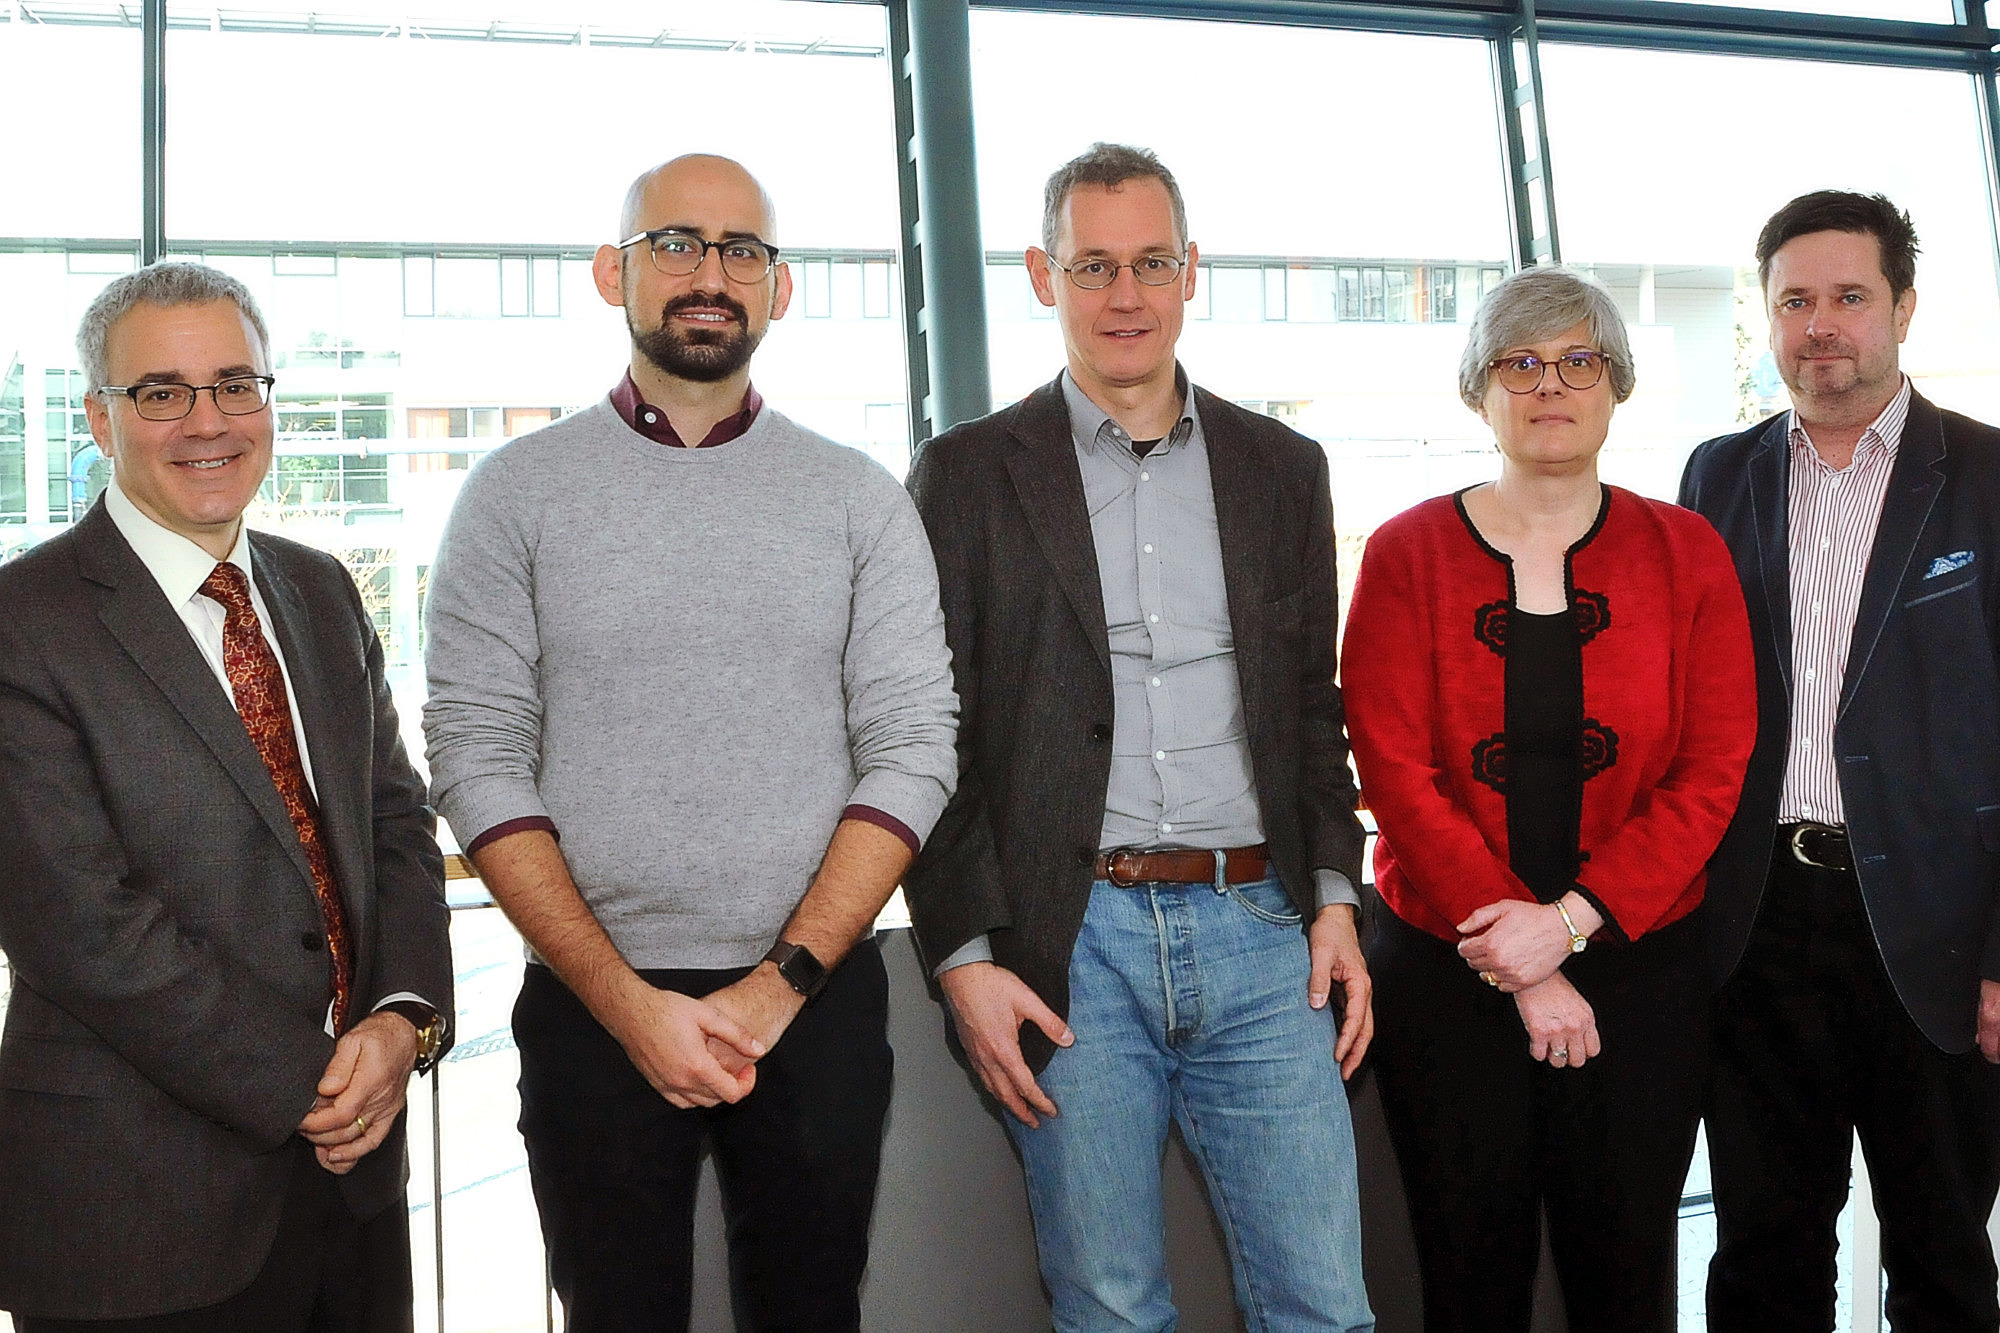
[1041,143,1188,254]
[1457,265,1635,409]
[76,262,271,392]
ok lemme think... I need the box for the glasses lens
[648,232,705,275]
[719,242,774,282]
[1555,352,1606,391]
[1060,259,1110,290]
[214,377,272,415]
[131,384,196,420]
[1133,255,1184,287]
[1494,356,1544,394]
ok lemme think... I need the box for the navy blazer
[0,503,454,1320]
[904,376,1366,1073]
[1679,389,2000,1053]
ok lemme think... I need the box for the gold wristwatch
[380,1000,447,1073]
[1553,899,1590,955]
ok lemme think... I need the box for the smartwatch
[763,940,830,1002]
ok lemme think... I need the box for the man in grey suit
[905,143,1374,1332]
[0,262,453,1331]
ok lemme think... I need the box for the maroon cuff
[464,815,560,858]
[842,804,920,856]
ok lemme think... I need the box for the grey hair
[1457,265,1635,409]
[76,262,271,392]
[1041,143,1188,254]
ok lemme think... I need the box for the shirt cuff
[1314,869,1361,913]
[842,804,920,856]
[464,815,559,858]
[933,933,994,977]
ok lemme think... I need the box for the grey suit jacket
[0,502,453,1320]
[904,376,1366,1072]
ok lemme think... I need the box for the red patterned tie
[200,561,354,1034]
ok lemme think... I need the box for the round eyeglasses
[616,228,781,283]
[101,375,275,421]
[1046,251,1188,290]
[1487,350,1615,395]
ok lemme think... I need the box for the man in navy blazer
[1680,191,2000,1331]
[0,263,452,1331]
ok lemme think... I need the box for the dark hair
[1756,190,1919,299]
[1041,143,1188,254]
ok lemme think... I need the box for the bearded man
[421,154,958,1333]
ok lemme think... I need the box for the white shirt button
[1150,677,1161,687]
[1155,750,1166,761]
[1804,668,1816,682]
[1160,822,1173,833]
[643,411,658,425]
[1139,471,1150,481]
[1143,544,1154,554]
[1148,614,1160,624]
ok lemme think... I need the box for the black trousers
[1371,907,1709,1333]
[1706,844,2000,1333]
[18,1141,413,1333]
[513,939,893,1333]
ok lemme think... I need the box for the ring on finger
[1479,970,1498,987]
[353,1113,369,1135]
[1550,1048,1569,1066]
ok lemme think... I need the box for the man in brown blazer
[0,262,452,1331]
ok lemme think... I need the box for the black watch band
[763,941,830,1002]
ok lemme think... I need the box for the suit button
[301,931,323,952]
[1074,845,1095,866]
[1090,723,1112,743]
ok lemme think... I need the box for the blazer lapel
[252,538,368,924]
[1196,390,1277,740]
[1003,380,1112,675]
[1840,392,1947,717]
[1747,417,1794,697]
[78,511,320,897]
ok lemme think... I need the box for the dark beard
[629,292,762,383]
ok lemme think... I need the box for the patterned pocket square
[1925,550,1975,578]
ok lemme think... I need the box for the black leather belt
[1780,821,1852,873]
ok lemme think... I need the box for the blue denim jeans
[1008,877,1374,1333]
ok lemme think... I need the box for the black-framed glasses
[1487,350,1615,395]
[101,375,275,421]
[1046,251,1188,290]
[615,228,781,282]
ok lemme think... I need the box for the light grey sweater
[422,399,958,969]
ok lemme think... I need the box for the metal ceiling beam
[972,0,1994,69]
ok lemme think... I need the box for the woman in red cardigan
[1342,265,1756,1333]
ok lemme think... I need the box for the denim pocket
[1225,876,1304,927]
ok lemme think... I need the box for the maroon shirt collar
[610,371,763,449]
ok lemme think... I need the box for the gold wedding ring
[353,1113,370,1135]
[1479,970,1499,987]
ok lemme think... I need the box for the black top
[1504,607,1584,903]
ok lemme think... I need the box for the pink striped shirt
[1779,378,1912,824]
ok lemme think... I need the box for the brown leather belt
[1096,844,1270,888]
[1780,821,1853,873]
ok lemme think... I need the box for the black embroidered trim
[1471,733,1509,793]
[1473,601,1509,656]
[1573,589,1611,644]
[1579,719,1620,779]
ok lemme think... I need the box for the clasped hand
[297,1009,420,1174]
[608,966,807,1110]
[1456,897,1593,992]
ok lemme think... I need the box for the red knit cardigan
[1342,486,1757,944]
